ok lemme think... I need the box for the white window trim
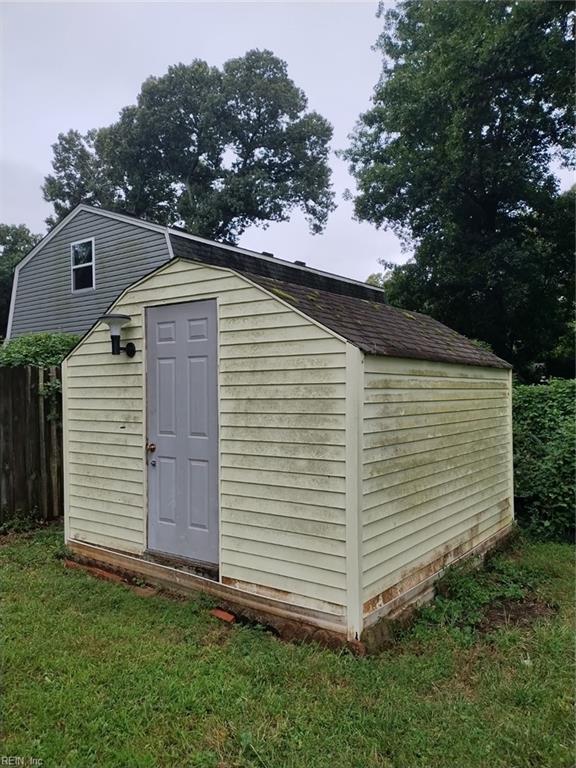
[70,237,96,293]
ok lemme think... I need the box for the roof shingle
[169,233,511,370]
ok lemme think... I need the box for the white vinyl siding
[62,253,514,636]
[64,259,348,617]
[361,356,513,613]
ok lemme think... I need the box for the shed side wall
[10,210,170,337]
[64,259,348,617]
[362,356,513,613]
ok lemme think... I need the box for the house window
[71,238,95,292]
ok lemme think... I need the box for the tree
[43,50,335,242]
[42,130,117,228]
[0,225,42,339]
[344,1,575,376]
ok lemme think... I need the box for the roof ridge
[169,232,388,304]
[72,204,386,299]
[62,205,508,370]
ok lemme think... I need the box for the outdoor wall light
[98,313,136,357]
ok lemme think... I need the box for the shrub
[414,551,536,632]
[0,507,43,535]
[513,378,575,541]
[0,332,80,367]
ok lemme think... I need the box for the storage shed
[62,233,514,645]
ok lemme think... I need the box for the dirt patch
[155,587,191,602]
[478,595,556,633]
[198,625,233,647]
[0,532,28,546]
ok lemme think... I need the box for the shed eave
[360,347,512,371]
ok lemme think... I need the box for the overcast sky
[2,2,572,281]
[0,0,410,281]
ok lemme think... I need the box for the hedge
[513,378,575,541]
[0,332,80,367]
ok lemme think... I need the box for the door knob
[146,442,156,453]
[150,460,156,467]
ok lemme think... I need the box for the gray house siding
[10,210,171,338]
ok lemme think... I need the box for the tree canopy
[345,0,575,377]
[43,50,335,243]
[0,224,42,339]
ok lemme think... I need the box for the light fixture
[98,313,136,357]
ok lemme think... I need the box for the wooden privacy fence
[0,366,63,523]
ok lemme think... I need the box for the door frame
[142,297,221,571]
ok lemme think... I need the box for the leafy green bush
[513,378,575,541]
[414,551,537,632]
[0,507,43,535]
[0,332,80,367]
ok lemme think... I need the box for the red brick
[210,608,236,623]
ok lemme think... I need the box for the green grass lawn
[1,529,574,768]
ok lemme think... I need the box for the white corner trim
[164,230,176,260]
[5,269,19,342]
[62,359,70,542]
[507,369,515,522]
[345,344,364,641]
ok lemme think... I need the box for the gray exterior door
[146,300,219,564]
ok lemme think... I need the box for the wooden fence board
[0,366,63,524]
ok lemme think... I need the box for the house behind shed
[62,226,514,645]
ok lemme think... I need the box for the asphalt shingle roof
[170,233,511,370]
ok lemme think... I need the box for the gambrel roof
[169,233,511,370]
[12,204,509,369]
